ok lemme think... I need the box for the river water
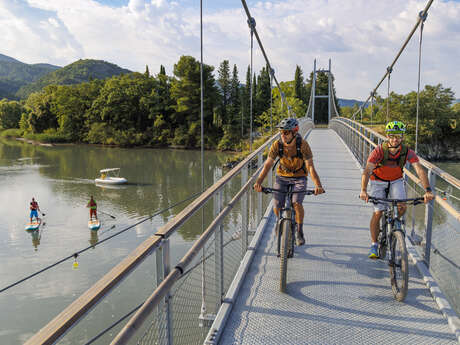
[0,138,238,345]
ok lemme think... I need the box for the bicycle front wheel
[279,219,292,293]
[389,230,409,301]
[378,219,388,260]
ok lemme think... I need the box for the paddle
[98,210,116,219]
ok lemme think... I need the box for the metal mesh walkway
[219,129,457,345]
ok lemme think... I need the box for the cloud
[0,0,459,99]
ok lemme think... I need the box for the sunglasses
[388,135,403,139]
[280,130,292,135]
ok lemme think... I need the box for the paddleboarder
[29,197,41,223]
[87,196,98,220]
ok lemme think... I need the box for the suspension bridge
[13,0,460,343]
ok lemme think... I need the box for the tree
[294,65,306,102]
[25,87,59,133]
[218,64,242,150]
[241,65,251,138]
[229,64,241,127]
[0,99,23,129]
[255,66,271,126]
[170,55,219,147]
[217,60,231,126]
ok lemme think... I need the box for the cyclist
[254,118,325,246]
[360,120,434,258]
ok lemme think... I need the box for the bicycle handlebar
[367,196,425,206]
[261,187,315,195]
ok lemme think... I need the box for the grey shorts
[369,178,406,211]
[273,176,307,209]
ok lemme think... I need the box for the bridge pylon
[310,58,334,125]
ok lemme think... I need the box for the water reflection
[88,230,99,248]
[27,229,40,251]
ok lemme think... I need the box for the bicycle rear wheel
[389,230,408,301]
[279,219,292,293]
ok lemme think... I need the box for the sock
[372,242,378,246]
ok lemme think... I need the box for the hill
[0,53,60,99]
[16,59,132,99]
[338,98,366,108]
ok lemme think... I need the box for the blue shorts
[30,210,39,219]
[273,175,307,210]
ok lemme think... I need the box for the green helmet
[385,121,406,134]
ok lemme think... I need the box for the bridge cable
[240,0,294,118]
[415,10,427,154]
[0,189,204,294]
[248,16,255,152]
[386,67,392,123]
[199,0,208,325]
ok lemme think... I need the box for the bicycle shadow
[292,242,442,314]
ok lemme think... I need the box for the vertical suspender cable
[415,11,427,154]
[370,92,374,127]
[270,68,273,133]
[386,67,392,123]
[199,0,207,322]
[248,17,255,153]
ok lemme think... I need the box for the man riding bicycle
[254,118,325,246]
[360,120,434,258]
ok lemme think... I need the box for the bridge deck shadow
[219,129,457,345]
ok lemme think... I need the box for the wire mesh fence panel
[133,161,274,344]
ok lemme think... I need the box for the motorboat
[94,168,127,185]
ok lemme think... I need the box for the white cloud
[0,0,459,100]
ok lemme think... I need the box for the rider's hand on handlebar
[359,190,369,202]
[315,186,325,195]
[253,181,262,193]
[423,191,434,204]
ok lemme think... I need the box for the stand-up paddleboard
[25,219,41,231]
[88,219,101,230]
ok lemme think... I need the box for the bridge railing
[25,120,313,345]
[330,117,460,314]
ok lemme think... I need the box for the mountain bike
[262,186,315,293]
[367,196,424,301]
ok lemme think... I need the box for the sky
[1,0,460,100]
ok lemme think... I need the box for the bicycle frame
[262,186,314,256]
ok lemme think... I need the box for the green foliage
[0,128,22,138]
[170,55,220,148]
[24,128,70,143]
[0,99,24,129]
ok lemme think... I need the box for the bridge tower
[311,58,333,125]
